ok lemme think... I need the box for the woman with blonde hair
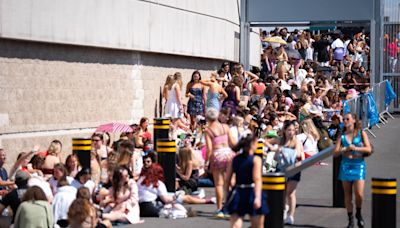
[163,75,174,102]
[164,72,184,119]
[42,140,62,179]
[201,73,227,111]
[298,118,320,158]
[176,147,200,194]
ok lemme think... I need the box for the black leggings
[139,201,162,217]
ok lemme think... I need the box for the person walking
[225,134,267,228]
[204,108,236,218]
[334,113,372,228]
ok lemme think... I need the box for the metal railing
[343,80,396,138]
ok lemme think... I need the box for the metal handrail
[285,145,336,178]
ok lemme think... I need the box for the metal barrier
[343,80,396,138]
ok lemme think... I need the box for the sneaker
[213,210,225,219]
[283,204,289,220]
[197,188,205,199]
[285,216,294,225]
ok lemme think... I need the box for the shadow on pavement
[296,203,334,209]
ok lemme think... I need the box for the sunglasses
[92,139,101,142]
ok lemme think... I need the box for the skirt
[225,187,269,216]
[210,148,235,171]
[338,160,366,182]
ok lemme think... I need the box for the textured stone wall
[0,39,221,168]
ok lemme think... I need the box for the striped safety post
[372,178,397,228]
[72,138,91,170]
[255,140,263,158]
[153,118,170,150]
[156,139,176,192]
[263,172,285,228]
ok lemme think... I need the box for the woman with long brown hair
[272,120,304,225]
[100,165,142,224]
[334,113,371,228]
[186,70,206,131]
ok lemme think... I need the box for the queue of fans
[0,28,372,228]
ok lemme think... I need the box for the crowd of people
[0,28,373,228]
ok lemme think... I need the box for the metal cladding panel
[247,0,374,22]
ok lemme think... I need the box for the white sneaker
[283,204,289,220]
[285,216,294,225]
[193,188,205,199]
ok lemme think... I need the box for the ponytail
[232,134,257,157]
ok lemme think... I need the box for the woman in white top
[71,168,96,195]
[164,72,184,119]
[297,118,320,158]
[137,164,174,217]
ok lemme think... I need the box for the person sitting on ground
[137,164,175,217]
[65,154,80,178]
[71,168,96,195]
[100,165,142,224]
[69,187,112,228]
[0,148,14,193]
[49,163,74,195]
[52,177,77,227]
[14,186,53,228]
[42,140,62,179]
[176,147,199,194]
[0,170,30,225]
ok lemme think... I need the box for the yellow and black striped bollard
[263,172,285,228]
[153,118,170,150]
[372,178,396,228]
[156,139,176,192]
[72,138,91,170]
[255,140,263,158]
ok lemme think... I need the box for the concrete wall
[0,0,240,61]
[0,39,220,168]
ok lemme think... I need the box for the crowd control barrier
[343,80,397,138]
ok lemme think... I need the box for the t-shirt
[331,38,344,49]
[297,133,318,156]
[1,188,27,223]
[48,176,74,195]
[0,167,8,190]
[137,177,168,203]
[71,179,96,194]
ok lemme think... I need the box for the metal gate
[382,0,400,111]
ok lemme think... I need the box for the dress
[338,131,366,181]
[187,87,204,116]
[222,88,238,115]
[206,90,220,111]
[165,84,183,119]
[225,155,268,216]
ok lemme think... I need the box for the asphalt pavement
[124,116,400,228]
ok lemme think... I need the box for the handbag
[317,129,333,151]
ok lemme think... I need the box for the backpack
[317,128,333,151]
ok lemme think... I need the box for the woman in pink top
[204,108,236,217]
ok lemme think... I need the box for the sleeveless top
[207,123,228,146]
[206,90,220,111]
[341,131,364,163]
[232,155,254,185]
